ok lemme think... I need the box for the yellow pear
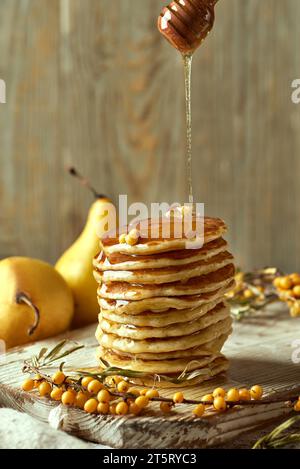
[55,169,112,328]
[0,257,74,349]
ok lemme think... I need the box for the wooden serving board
[0,305,300,449]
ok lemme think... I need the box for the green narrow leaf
[38,347,48,360]
[44,340,67,360]
[253,416,300,449]
[51,345,85,363]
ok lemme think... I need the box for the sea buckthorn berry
[145,389,159,399]
[112,376,123,385]
[244,289,254,299]
[279,289,293,301]
[97,389,111,403]
[273,277,282,288]
[119,233,127,244]
[129,403,141,415]
[279,277,293,290]
[135,396,149,409]
[294,400,300,412]
[173,392,184,403]
[22,378,34,392]
[250,385,263,400]
[97,402,110,414]
[213,397,227,412]
[75,391,89,409]
[116,401,129,415]
[84,398,98,414]
[61,390,75,406]
[226,388,240,402]
[125,229,140,246]
[128,388,141,397]
[293,286,300,298]
[33,374,43,388]
[117,381,129,393]
[239,388,251,401]
[160,402,172,413]
[51,371,65,385]
[213,387,226,398]
[81,376,94,389]
[193,404,205,417]
[290,302,300,317]
[66,387,76,395]
[87,379,104,395]
[125,236,136,246]
[109,403,117,415]
[290,274,300,285]
[129,228,139,239]
[38,381,52,397]
[201,394,214,404]
[140,389,148,395]
[50,387,63,401]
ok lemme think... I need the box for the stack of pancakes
[94,216,235,386]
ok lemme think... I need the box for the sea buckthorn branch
[253,416,300,449]
[21,342,300,417]
[227,267,300,320]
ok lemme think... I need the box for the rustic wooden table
[0,304,299,449]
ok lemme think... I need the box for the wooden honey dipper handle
[158,0,219,55]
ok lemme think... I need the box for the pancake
[150,357,230,388]
[99,348,222,374]
[98,279,235,315]
[94,215,234,386]
[99,302,230,340]
[98,350,228,387]
[94,251,234,284]
[97,263,235,300]
[97,237,228,271]
[100,298,222,327]
[96,316,233,354]
[101,217,227,256]
[98,333,228,361]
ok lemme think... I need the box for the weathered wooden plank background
[0,0,300,271]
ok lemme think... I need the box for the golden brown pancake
[97,348,229,387]
[99,348,222,374]
[94,251,234,284]
[99,298,222,327]
[98,333,228,361]
[96,316,232,354]
[97,237,227,270]
[99,302,230,340]
[97,264,235,300]
[98,280,235,315]
[101,217,227,256]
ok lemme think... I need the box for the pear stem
[68,167,106,200]
[16,292,40,336]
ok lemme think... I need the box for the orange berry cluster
[21,375,265,418]
[273,274,300,316]
[21,373,163,416]
[192,385,264,417]
[226,272,265,302]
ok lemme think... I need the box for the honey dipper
[158,0,219,55]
